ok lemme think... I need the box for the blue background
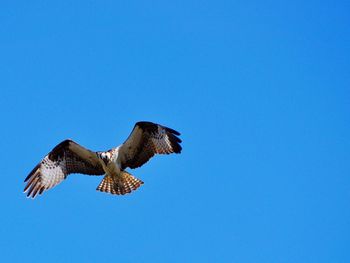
[1,1,349,262]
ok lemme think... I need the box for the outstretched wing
[24,139,104,198]
[119,121,182,170]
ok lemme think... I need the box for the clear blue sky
[1,1,349,262]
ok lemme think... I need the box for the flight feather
[24,140,104,198]
[119,121,182,169]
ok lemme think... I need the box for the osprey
[24,121,182,198]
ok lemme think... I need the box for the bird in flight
[24,121,182,198]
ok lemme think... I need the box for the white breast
[104,148,122,176]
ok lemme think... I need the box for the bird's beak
[102,157,109,166]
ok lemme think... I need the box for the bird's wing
[118,121,182,170]
[24,139,104,198]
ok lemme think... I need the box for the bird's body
[95,148,144,195]
[24,121,182,198]
[97,148,120,175]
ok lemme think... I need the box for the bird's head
[97,152,111,166]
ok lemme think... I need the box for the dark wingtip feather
[164,127,181,136]
[24,163,40,182]
[39,187,45,195]
[24,164,42,198]
[173,143,182,153]
[171,134,182,143]
[136,121,181,136]
[167,133,182,153]
[31,185,41,198]
[26,179,37,198]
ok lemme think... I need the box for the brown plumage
[96,171,144,195]
[24,121,182,198]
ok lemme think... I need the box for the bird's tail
[96,171,144,195]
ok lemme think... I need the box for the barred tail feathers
[96,172,144,195]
